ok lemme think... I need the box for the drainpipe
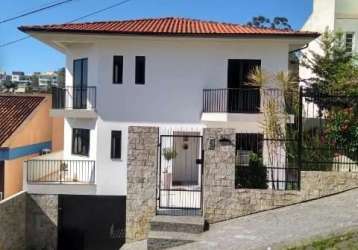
[289,43,309,54]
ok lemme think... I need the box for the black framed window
[135,56,145,84]
[236,133,263,154]
[236,133,263,166]
[113,56,123,84]
[228,59,261,88]
[72,128,90,156]
[111,131,122,159]
[346,33,354,53]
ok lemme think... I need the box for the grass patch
[287,231,358,250]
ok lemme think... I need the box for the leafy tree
[247,16,271,28]
[301,30,358,109]
[247,16,292,30]
[302,30,358,163]
[3,80,16,91]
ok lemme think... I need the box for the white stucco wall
[94,37,289,123]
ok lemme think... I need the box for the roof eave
[19,27,320,40]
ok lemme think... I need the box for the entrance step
[150,215,205,234]
[147,216,205,250]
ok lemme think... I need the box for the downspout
[289,43,309,54]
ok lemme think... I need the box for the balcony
[50,86,97,118]
[26,153,95,185]
[24,151,96,194]
[202,88,291,124]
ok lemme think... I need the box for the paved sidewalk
[172,189,358,250]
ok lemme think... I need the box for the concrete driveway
[172,189,358,250]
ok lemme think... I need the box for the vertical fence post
[298,87,303,190]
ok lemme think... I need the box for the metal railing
[203,88,261,113]
[235,136,300,191]
[203,88,286,113]
[301,90,358,172]
[52,86,96,110]
[26,159,95,184]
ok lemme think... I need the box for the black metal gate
[58,195,126,250]
[157,133,203,216]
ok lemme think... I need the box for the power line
[0,36,31,47]
[0,0,75,24]
[68,0,133,23]
[11,0,70,17]
[0,0,134,48]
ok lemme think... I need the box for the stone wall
[0,192,26,250]
[126,126,158,242]
[203,128,358,224]
[26,194,58,250]
[0,193,58,250]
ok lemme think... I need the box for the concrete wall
[52,117,64,152]
[0,192,26,250]
[26,194,58,250]
[4,154,36,198]
[203,128,358,224]
[0,192,58,250]
[126,126,158,242]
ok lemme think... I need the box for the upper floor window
[228,59,261,88]
[113,56,123,84]
[111,131,122,159]
[135,56,146,84]
[72,128,90,156]
[345,33,354,54]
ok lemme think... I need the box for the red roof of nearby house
[0,95,45,146]
[19,17,319,38]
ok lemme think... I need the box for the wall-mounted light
[219,137,233,146]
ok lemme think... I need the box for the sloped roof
[19,17,319,38]
[0,95,45,146]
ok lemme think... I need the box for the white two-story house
[19,17,318,248]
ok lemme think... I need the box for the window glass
[111,131,122,159]
[72,128,90,156]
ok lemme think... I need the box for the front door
[172,132,200,185]
[228,59,261,113]
[0,161,4,200]
[73,58,88,109]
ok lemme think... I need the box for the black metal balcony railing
[203,88,262,113]
[52,86,96,110]
[26,159,95,184]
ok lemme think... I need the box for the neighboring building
[38,72,59,90]
[0,95,63,200]
[19,17,318,247]
[11,71,32,92]
[11,71,25,82]
[300,0,358,84]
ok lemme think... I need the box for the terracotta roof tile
[0,95,45,146]
[19,17,319,38]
